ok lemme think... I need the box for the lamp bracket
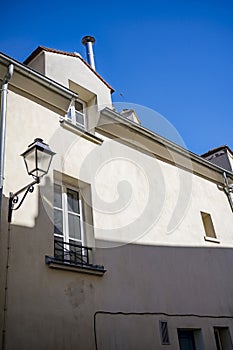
[8,178,40,223]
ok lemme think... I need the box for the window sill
[204,236,220,244]
[59,119,103,145]
[45,256,106,276]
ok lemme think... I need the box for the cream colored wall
[74,132,233,248]
[1,84,233,350]
[43,52,112,108]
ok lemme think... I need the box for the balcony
[45,239,106,276]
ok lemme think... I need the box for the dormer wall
[26,50,113,110]
[26,51,46,76]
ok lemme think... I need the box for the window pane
[75,101,83,112]
[68,213,81,240]
[75,111,85,127]
[54,184,62,208]
[178,330,196,350]
[69,239,83,264]
[67,108,72,120]
[67,188,80,213]
[54,236,64,260]
[54,209,63,235]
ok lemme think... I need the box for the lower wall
[1,227,233,350]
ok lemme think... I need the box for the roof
[100,107,233,183]
[23,46,114,93]
[201,145,233,158]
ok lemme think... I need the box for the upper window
[201,212,217,239]
[67,99,86,129]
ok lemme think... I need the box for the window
[178,330,196,350]
[201,212,217,239]
[177,329,204,350]
[67,99,86,129]
[53,183,89,265]
[214,327,233,350]
[46,178,105,274]
[159,321,170,345]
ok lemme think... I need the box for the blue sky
[1,0,232,155]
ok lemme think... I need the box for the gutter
[218,172,233,212]
[100,107,233,181]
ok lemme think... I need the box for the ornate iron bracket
[218,172,233,212]
[8,177,40,223]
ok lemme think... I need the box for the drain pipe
[223,172,233,211]
[218,172,233,212]
[0,64,14,226]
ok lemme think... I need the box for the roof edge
[23,46,115,93]
[100,107,233,180]
[0,52,78,100]
[201,145,233,158]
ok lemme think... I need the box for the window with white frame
[53,183,87,265]
[67,99,86,129]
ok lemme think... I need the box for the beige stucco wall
[1,72,233,350]
[42,52,112,109]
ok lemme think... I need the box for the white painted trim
[54,182,85,247]
[204,236,220,244]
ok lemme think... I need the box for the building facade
[0,38,233,350]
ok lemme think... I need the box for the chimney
[82,35,96,70]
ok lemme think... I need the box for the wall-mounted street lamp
[8,138,55,222]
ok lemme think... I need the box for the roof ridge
[201,145,233,158]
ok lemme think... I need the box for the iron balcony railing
[54,239,92,267]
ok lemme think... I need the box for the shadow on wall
[0,178,233,349]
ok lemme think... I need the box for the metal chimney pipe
[81,36,96,70]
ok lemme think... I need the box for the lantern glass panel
[23,148,37,176]
[36,149,52,177]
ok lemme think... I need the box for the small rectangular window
[201,212,217,239]
[159,321,170,345]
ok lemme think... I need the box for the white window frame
[67,99,87,130]
[54,183,85,255]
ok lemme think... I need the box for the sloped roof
[23,46,114,93]
[201,145,233,158]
